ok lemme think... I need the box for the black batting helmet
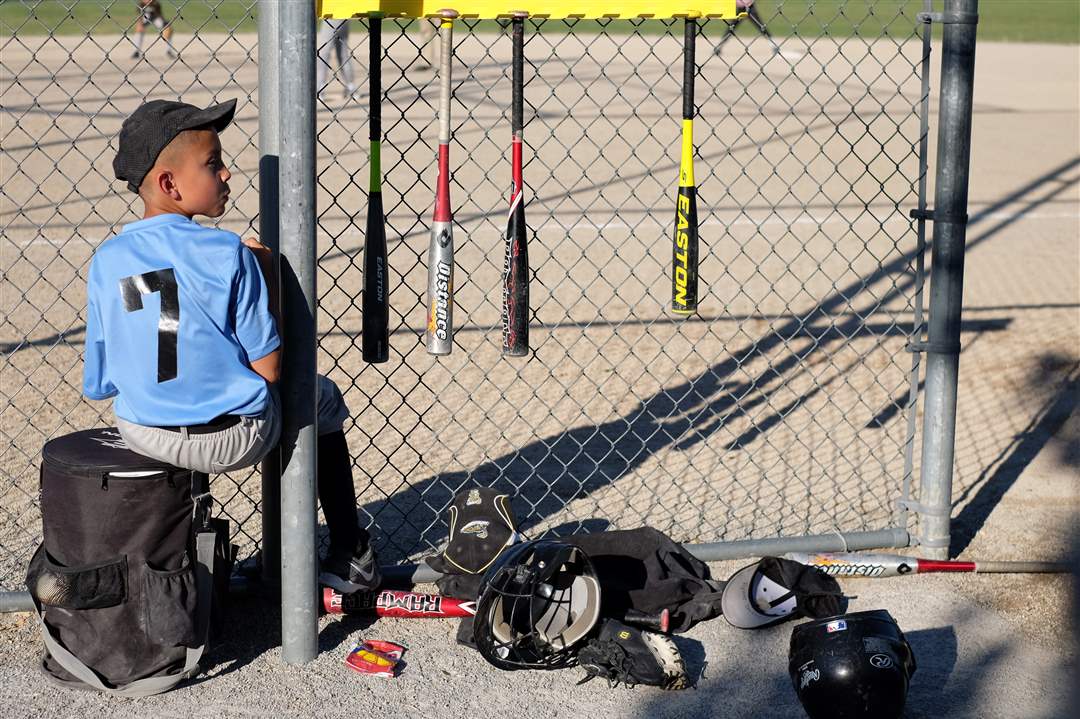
[788,609,917,719]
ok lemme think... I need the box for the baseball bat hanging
[323,588,477,618]
[501,12,530,357]
[784,552,1069,578]
[362,14,390,363]
[425,9,458,355]
[672,15,699,315]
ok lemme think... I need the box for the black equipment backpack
[25,428,233,696]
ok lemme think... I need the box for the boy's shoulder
[91,217,244,276]
[99,217,242,253]
[172,219,244,251]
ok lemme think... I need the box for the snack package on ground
[362,639,406,662]
[344,639,407,678]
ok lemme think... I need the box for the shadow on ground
[950,356,1079,557]
[355,155,1080,565]
[633,616,1074,719]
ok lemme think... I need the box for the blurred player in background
[317,19,358,102]
[413,17,439,71]
[131,0,178,60]
[715,0,782,56]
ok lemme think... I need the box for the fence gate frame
[259,0,980,663]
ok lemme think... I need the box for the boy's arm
[83,273,118,399]
[250,348,281,385]
[240,238,282,385]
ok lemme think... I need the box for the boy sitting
[83,98,379,594]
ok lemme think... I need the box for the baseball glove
[576,619,689,690]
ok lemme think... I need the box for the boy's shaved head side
[158,127,213,163]
[139,126,218,197]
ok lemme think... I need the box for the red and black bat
[785,552,1069,578]
[323,587,477,618]
[362,14,389,363]
[501,12,529,356]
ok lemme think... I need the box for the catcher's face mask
[473,540,601,670]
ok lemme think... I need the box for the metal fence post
[918,0,980,559]
[257,0,282,588]
[278,0,319,664]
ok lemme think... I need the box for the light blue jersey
[84,213,279,426]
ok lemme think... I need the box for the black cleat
[319,541,382,594]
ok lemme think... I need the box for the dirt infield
[1,25,1077,718]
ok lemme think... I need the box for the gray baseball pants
[117,374,349,474]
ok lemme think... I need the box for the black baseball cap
[424,487,521,576]
[113,98,237,193]
[722,556,844,629]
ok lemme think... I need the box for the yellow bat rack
[316,1,739,20]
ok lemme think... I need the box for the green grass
[717,0,1080,44]
[1,1,1077,42]
[0,0,258,36]
[955,0,1079,43]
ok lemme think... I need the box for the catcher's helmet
[473,539,601,671]
[789,609,917,719]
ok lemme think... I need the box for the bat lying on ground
[323,587,477,617]
[784,551,1069,578]
[325,586,670,628]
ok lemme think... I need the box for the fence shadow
[950,357,1079,557]
[357,156,1080,562]
[189,153,1080,674]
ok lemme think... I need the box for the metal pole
[278,0,318,664]
[378,527,912,586]
[918,0,979,559]
[896,0,935,531]
[257,0,281,588]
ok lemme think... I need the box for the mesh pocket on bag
[26,544,126,610]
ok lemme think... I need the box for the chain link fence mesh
[1,1,930,589]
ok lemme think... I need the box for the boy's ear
[149,168,180,200]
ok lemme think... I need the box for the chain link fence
[1,1,935,591]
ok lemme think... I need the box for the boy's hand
[242,237,273,267]
[242,237,280,327]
